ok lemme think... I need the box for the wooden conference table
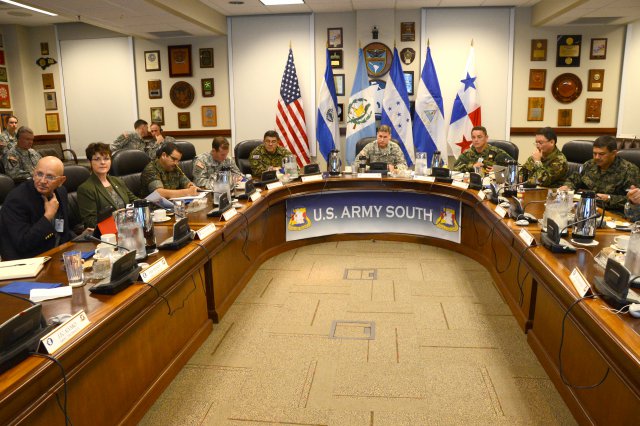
[1,175,639,425]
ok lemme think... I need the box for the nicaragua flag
[446,44,481,158]
[412,45,445,167]
[382,47,414,166]
[316,48,340,162]
[345,48,376,164]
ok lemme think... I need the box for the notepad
[0,257,50,281]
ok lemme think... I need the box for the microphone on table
[82,234,131,252]
[559,213,601,236]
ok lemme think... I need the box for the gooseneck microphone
[559,213,601,236]
[83,234,131,252]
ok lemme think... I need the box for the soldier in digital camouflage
[3,126,41,183]
[356,124,407,171]
[452,126,512,173]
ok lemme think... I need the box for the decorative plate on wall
[169,81,195,108]
[551,73,582,103]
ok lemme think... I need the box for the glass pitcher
[573,190,597,242]
[282,155,298,179]
[328,149,341,176]
[133,199,156,254]
[624,222,640,275]
[431,151,442,168]
[113,207,146,260]
[414,152,428,176]
[213,167,232,205]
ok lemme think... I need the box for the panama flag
[345,48,376,164]
[446,44,481,158]
[316,48,340,161]
[412,44,445,167]
[381,47,414,166]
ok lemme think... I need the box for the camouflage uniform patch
[3,146,41,181]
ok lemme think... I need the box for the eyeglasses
[34,171,61,182]
[91,156,111,162]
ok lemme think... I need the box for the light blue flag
[345,48,376,164]
[316,49,339,162]
[412,46,445,167]
[381,47,414,167]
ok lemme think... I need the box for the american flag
[276,48,309,167]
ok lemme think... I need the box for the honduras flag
[381,47,414,166]
[316,49,339,162]
[412,45,445,167]
[345,48,376,164]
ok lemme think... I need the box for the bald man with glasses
[0,156,74,260]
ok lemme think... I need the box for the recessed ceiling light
[0,0,57,16]
[260,0,304,5]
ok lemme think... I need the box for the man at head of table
[355,125,407,172]
[452,126,513,173]
[0,156,74,260]
[559,135,640,212]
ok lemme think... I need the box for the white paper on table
[145,191,174,209]
[30,286,73,302]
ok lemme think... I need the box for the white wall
[60,37,137,156]
[618,21,640,139]
[229,14,314,150]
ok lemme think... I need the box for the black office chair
[0,173,15,206]
[561,140,593,175]
[110,149,151,197]
[617,149,640,170]
[62,165,90,193]
[174,141,197,180]
[488,140,519,162]
[234,139,263,175]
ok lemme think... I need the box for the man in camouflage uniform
[193,137,241,189]
[146,123,177,158]
[561,135,640,212]
[519,127,568,188]
[452,126,513,173]
[249,130,294,176]
[111,119,156,157]
[140,142,198,198]
[0,115,18,159]
[3,126,42,183]
[356,125,407,171]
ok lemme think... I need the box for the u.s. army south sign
[285,191,461,242]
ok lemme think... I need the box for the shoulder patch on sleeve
[195,160,205,169]
[252,155,261,160]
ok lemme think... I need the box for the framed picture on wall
[201,78,214,97]
[148,80,162,99]
[45,113,60,132]
[330,50,343,68]
[403,71,414,96]
[333,74,345,96]
[144,50,161,72]
[336,103,344,122]
[530,39,547,61]
[585,98,602,122]
[0,67,6,83]
[150,107,164,125]
[528,69,546,90]
[177,112,191,128]
[590,38,607,60]
[327,28,343,48]
[557,109,572,127]
[168,45,192,77]
[42,73,54,90]
[0,111,13,130]
[588,69,604,91]
[0,83,10,108]
[199,48,214,68]
[527,97,545,121]
[556,35,581,67]
[40,42,49,55]
[201,105,217,127]
[44,92,57,110]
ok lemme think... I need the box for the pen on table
[0,263,26,268]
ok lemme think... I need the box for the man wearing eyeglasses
[140,142,199,198]
[3,126,42,183]
[249,130,294,176]
[0,115,18,159]
[519,127,568,188]
[0,156,73,260]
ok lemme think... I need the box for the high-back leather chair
[234,139,263,175]
[488,140,519,162]
[0,173,15,207]
[110,149,151,197]
[561,140,593,175]
[617,149,640,170]
[174,141,197,181]
[62,165,91,233]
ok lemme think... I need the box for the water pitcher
[282,155,298,179]
[113,207,147,260]
[573,190,597,242]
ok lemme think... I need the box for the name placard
[301,174,323,183]
[196,223,216,240]
[266,181,284,190]
[222,207,238,221]
[140,257,169,283]
[451,181,469,189]
[569,268,591,297]
[41,310,91,354]
[414,175,435,182]
[519,229,535,246]
[249,192,261,202]
[495,205,507,218]
[357,173,382,178]
[478,190,486,200]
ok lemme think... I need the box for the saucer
[611,244,627,252]
[570,238,599,247]
[153,217,171,223]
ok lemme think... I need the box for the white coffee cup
[614,235,630,250]
[153,209,167,221]
[96,243,115,258]
[101,233,116,245]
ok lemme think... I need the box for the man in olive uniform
[111,119,156,157]
[193,137,241,189]
[146,123,177,157]
[452,126,513,173]
[249,130,293,176]
[519,127,568,188]
[560,135,640,212]
[140,142,198,198]
[3,126,42,183]
[356,125,407,171]
[0,115,18,159]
